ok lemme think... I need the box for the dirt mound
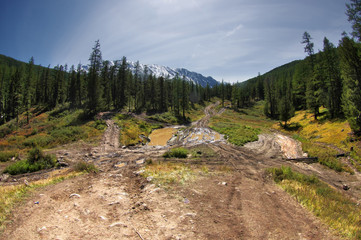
[244,133,304,159]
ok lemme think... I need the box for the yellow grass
[269,166,361,239]
[275,109,351,150]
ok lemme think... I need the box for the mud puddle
[148,128,178,146]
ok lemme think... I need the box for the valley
[1,102,359,239]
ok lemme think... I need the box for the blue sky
[0,0,352,82]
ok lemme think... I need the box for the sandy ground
[1,103,359,239]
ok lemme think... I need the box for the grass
[0,107,105,152]
[275,108,357,173]
[148,102,206,124]
[163,147,189,158]
[114,114,160,146]
[0,151,17,162]
[190,145,216,158]
[268,166,361,239]
[3,147,57,175]
[278,108,351,149]
[0,170,82,233]
[72,161,99,173]
[209,101,275,146]
[141,161,208,186]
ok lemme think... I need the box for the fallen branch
[286,157,318,163]
[133,227,144,240]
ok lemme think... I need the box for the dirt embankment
[1,105,355,239]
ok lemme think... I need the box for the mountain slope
[126,61,219,87]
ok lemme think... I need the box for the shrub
[4,147,57,175]
[73,161,98,173]
[0,125,13,138]
[92,120,107,130]
[163,147,188,158]
[49,126,86,144]
[0,151,17,162]
[23,134,54,147]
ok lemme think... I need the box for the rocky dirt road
[2,103,358,239]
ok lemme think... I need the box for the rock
[69,193,81,198]
[58,161,69,167]
[115,162,126,168]
[146,176,153,182]
[134,170,145,175]
[109,201,120,205]
[0,174,9,182]
[24,179,29,186]
[136,159,145,165]
[37,226,47,232]
[100,216,107,220]
[64,152,69,156]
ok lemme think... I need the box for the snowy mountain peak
[126,62,219,87]
[81,60,219,87]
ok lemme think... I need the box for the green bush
[267,166,319,184]
[4,147,57,175]
[0,151,17,162]
[23,134,54,147]
[49,126,86,144]
[73,161,99,173]
[92,120,107,130]
[163,147,188,158]
[0,125,13,138]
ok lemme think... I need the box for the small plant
[163,147,188,158]
[73,161,98,173]
[268,166,361,239]
[0,151,17,162]
[142,162,195,185]
[4,147,57,175]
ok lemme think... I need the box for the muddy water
[148,128,178,146]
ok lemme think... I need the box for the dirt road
[2,104,356,239]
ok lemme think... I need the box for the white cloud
[225,24,243,38]
[49,0,351,82]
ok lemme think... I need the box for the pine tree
[118,57,128,110]
[346,0,361,41]
[181,76,189,119]
[87,40,103,115]
[24,57,34,124]
[302,32,321,120]
[8,69,22,124]
[278,79,295,127]
[69,65,77,109]
[159,76,166,112]
[322,37,343,118]
[339,36,361,133]
[75,64,83,107]
[101,61,111,110]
